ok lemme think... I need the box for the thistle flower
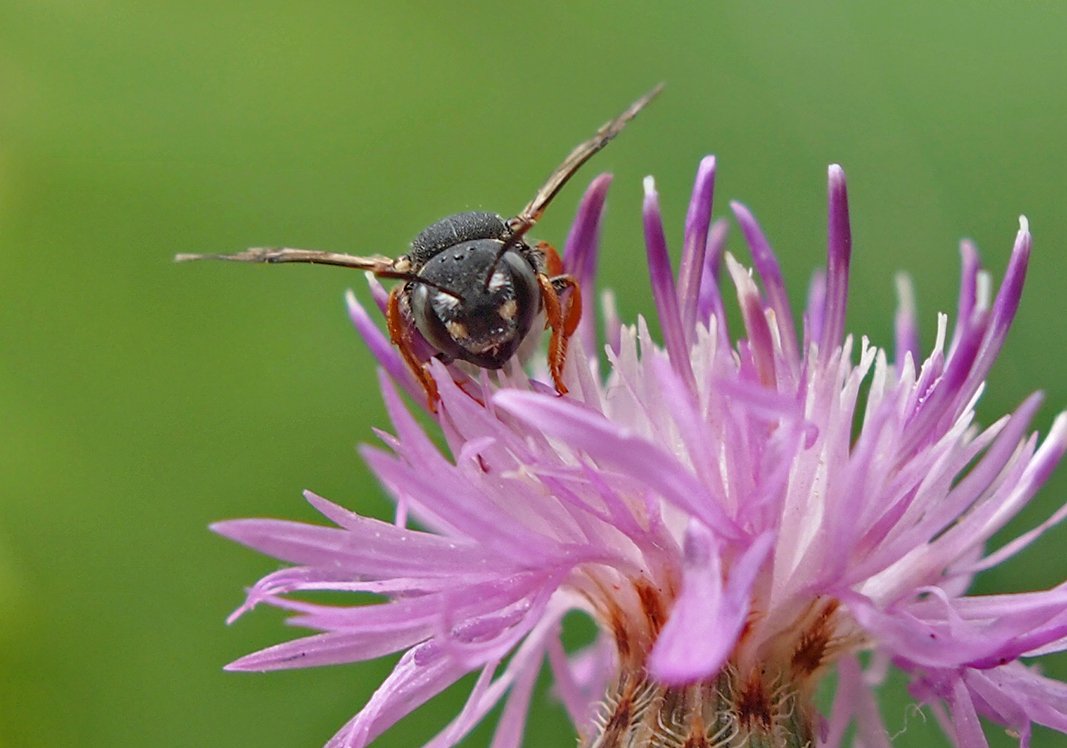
[213,157,1067,747]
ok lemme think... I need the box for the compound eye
[410,283,465,361]
[500,251,540,342]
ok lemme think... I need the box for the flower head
[214,157,1067,747]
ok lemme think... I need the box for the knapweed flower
[213,157,1067,748]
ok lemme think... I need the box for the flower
[213,157,1067,748]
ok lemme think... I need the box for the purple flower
[213,158,1067,747]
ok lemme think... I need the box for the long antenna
[176,247,396,271]
[176,247,464,300]
[510,83,664,242]
[485,83,664,287]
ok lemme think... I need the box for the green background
[3,2,1066,746]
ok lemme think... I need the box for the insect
[177,85,662,411]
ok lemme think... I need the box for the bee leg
[386,285,439,412]
[536,242,583,337]
[535,270,582,396]
[538,240,566,277]
[532,242,582,395]
[553,274,583,337]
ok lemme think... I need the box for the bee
[177,85,662,410]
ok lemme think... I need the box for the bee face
[408,235,541,369]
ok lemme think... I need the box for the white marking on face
[488,270,509,292]
[432,291,462,314]
[498,299,518,321]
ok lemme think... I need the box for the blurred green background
[3,2,1067,746]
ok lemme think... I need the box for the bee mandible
[177,85,662,410]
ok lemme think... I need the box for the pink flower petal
[677,156,717,337]
[494,390,742,539]
[649,527,773,683]
[819,164,852,362]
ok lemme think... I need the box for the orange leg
[558,275,582,337]
[387,286,439,412]
[537,242,581,333]
[534,241,582,395]
[539,240,566,277]
[536,272,582,396]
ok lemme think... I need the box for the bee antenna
[482,83,663,289]
[483,233,523,291]
[176,247,464,302]
[413,277,465,302]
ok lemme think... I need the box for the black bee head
[410,239,540,369]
